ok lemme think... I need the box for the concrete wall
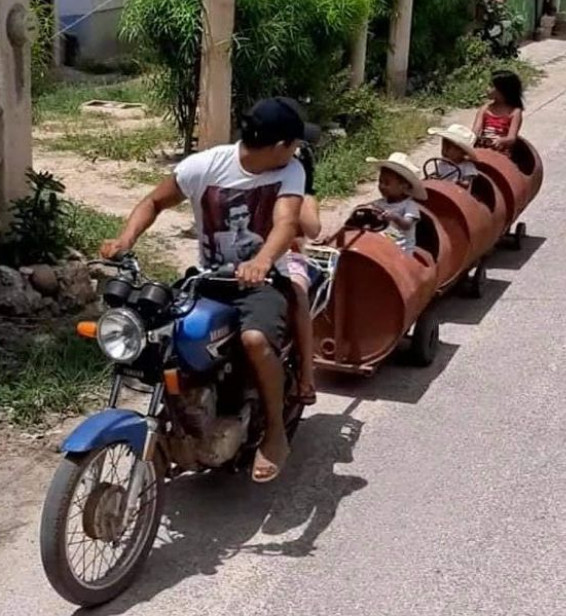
[57,0,126,63]
[0,0,33,231]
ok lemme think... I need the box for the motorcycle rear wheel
[40,443,164,607]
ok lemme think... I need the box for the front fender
[61,409,148,456]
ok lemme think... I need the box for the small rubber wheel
[513,222,527,251]
[410,311,440,367]
[469,263,487,299]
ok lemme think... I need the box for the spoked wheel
[409,311,440,367]
[512,222,527,251]
[40,443,164,607]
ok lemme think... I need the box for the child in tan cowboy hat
[364,152,426,255]
[427,124,479,189]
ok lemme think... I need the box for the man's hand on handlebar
[236,255,273,288]
[100,238,133,261]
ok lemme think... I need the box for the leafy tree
[120,0,203,154]
[233,0,373,116]
[30,0,55,98]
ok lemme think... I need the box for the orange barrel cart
[474,137,543,249]
[310,139,543,376]
[417,159,508,298]
[308,209,439,376]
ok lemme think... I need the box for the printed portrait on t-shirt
[200,184,281,266]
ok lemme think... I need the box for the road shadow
[489,235,546,271]
[436,277,511,326]
[73,413,366,615]
[313,235,541,406]
[315,339,459,406]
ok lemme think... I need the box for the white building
[56,0,126,64]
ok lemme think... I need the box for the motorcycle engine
[166,374,252,469]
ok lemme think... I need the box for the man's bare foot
[252,431,290,483]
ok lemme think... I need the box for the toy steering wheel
[423,158,462,182]
[344,206,388,233]
[476,136,494,149]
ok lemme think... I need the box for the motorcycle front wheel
[40,443,164,607]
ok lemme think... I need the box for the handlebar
[87,251,138,269]
[180,263,275,293]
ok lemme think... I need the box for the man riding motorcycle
[100,97,320,483]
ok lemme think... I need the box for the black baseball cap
[240,97,321,148]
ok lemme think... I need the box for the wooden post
[350,14,369,88]
[386,0,415,98]
[198,0,236,151]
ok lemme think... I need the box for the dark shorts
[202,278,290,352]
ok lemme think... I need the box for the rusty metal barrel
[418,179,499,291]
[474,148,530,226]
[313,230,437,373]
[415,204,469,291]
[469,172,508,241]
[511,137,544,204]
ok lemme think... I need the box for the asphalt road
[1,41,566,616]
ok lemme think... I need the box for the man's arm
[100,175,185,258]
[300,195,322,240]
[237,195,302,285]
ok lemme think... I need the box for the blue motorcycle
[39,248,338,607]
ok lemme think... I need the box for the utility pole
[386,0,414,97]
[350,13,369,88]
[198,0,236,150]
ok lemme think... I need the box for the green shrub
[233,0,372,114]
[30,0,55,98]
[366,0,472,86]
[2,170,178,280]
[423,35,541,109]
[43,123,177,162]
[3,170,72,266]
[120,0,203,153]
[314,85,431,198]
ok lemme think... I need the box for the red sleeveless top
[481,111,513,140]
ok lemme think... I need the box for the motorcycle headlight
[97,308,146,363]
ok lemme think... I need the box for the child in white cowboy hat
[364,152,426,255]
[427,124,479,189]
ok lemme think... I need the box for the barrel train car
[310,138,543,376]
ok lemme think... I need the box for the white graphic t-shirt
[373,197,421,254]
[175,143,306,275]
[438,159,478,183]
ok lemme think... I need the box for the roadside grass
[65,201,179,282]
[33,78,157,124]
[0,323,109,426]
[121,167,170,187]
[0,203,179,427]
[315,54,540,199]
[316,102,433,199]
[40,124,177,163]
[419,57,543,111]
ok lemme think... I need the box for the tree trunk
[198,0,236,150]
[386,0,415,98]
